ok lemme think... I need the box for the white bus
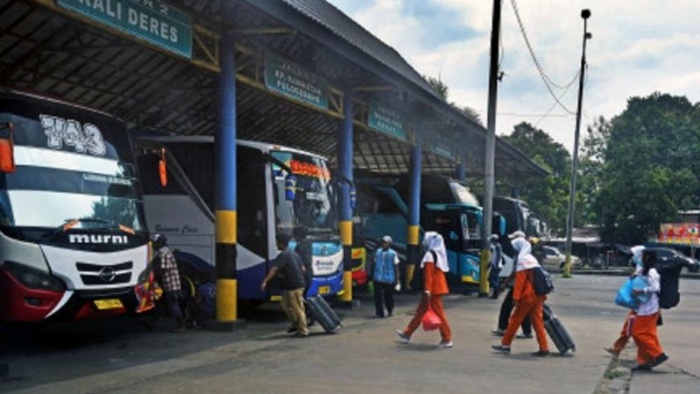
[135,136,344,303]
[0,90,150,322]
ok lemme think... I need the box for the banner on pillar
[264,53,329,110]
[367,102,406,141]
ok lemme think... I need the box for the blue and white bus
[135,136,344,303]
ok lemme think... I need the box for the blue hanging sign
[57,0,193,59]
[264,53,329,110]
[367,102,406,141]
[431,134,456,160]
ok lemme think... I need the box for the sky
[325,0,700,153]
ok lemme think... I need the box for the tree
[424,75,482,125]
[596,93,700,244]
[501,122,572,235]
[577,116,612,225]
[424,75,449,100]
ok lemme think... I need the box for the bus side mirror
[0,122,16,173]
[285,175,297,201]
[158,148,167,187]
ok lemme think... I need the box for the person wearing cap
[151,234,185,333]
[368,235,400,318]
[396,232,453,349]
[492,231,549,355]
[261,233,308,337]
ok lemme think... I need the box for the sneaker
[604,347,620,357]
[491,329,505,337]
[491,345,511,354]
[648,353,669,368]
[437,341,453,349]
[286,326,297,334]
[516,333,533,339]
[395,329,410,344]
[532,350,550,357]
[293,331,309,338]
[632,363,651,371]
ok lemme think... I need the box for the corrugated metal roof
[0,0,547,182]
[279,0,442,100]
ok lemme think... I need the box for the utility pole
[564,9,592,277]
[479,0,501,297]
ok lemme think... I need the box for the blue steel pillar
[406,130,422,289]
[215,33,238,325]
[338,91,354,303]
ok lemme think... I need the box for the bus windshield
[271,150,337,236]
[0,113,146,237]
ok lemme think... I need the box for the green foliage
[501,122,572,235]
[596,92,700,244]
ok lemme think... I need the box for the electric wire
[509,0,578,115]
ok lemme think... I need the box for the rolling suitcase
[305,295,342,333]
[542,304,576,355]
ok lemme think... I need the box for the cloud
[327,0,700,152]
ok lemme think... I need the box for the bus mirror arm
[330,168,354,188]
[0,122,16,173]
[262,153,293,174]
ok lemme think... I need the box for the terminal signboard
[57,0,193,59]
[367,102,406,141]
[264,53,329,110]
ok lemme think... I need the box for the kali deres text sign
[58,0,192,59]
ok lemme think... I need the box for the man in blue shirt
[369,235,400,318]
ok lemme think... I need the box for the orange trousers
[403,295,451,342]
[611,310,634,353]
[631,312,663,365]
[502,297,548,352]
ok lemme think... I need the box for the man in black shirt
[261,233,308,337]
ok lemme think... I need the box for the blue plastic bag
[615,278,638,309]
[615,277,650,309]
[631,276,650,304]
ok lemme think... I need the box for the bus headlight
[2,261,66,291]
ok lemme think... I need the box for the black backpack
[532,266,554,296]
[656,264,682,309]
[410,250,438,291]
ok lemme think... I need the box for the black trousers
[498,287,532,334]
[163,290,184,328]
[373,281,395,317]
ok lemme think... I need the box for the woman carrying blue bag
[607,250,668,371]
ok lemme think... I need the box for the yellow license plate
[318,285,330,295]
[94,299,123,310]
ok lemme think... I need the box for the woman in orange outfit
[396,232,452,348]
[492,232,549,356]
[626,250,668,370]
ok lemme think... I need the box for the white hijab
[421,231,449,272]
[511,237,540,271]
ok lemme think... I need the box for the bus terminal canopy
[0,0,548,180]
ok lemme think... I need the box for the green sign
[367,102,406,141]
[264,54,329,110]
[57,0,192,59]
[431,134,456,160]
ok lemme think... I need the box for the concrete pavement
[1,274,698,394]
